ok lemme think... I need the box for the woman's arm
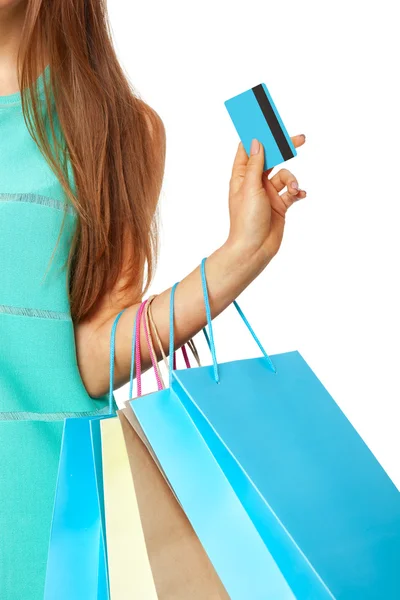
[75,108,307,398]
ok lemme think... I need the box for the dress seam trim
[0,192,76,215]
[0,304,71,321]
[0,406,112,421]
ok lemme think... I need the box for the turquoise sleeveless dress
[0,66,111,599]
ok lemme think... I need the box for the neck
[0,1,28,95]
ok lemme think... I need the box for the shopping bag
[44,415,111,600]
[44,306,128,600]
[97,296,157,599]
[131,258,400,600]
[116,295,229,598]
[130,377,295,599]
[119,410,230,599]
[129,285,287,599]
[100,415,158,599]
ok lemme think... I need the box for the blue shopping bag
[131,258,400,600]
[44,308,127,600]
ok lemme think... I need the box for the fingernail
[302,134,306,140]
[291,181,299,190]
[250,138,260,155]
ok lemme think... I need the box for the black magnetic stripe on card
[251,84,294,161]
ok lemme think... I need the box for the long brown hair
[17,0,165,322]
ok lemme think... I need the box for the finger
[229,141,249,195]
[291,133,306,149]
[231,134,305,194]
[280,189,307,209]
[263,141,304,180]
[242,138,265,193]
[269,168,300,195]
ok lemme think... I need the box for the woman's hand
[76,133,307,398]
[227,135,307,267]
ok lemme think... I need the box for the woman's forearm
[79,239,269,398]
[152,240,268,354]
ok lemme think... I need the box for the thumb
[243,138,265,192]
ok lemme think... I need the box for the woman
[0,0,306,598]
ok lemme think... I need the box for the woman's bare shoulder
[140,100,166,146]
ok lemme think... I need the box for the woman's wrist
[214,237,272,290]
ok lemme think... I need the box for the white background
[109,0,400,488]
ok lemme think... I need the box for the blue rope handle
[200,256,276,383]
[168,282,209,385]
[232,300,276,373]
[108,308,127,414]
[202,326,211,351]
[200,258,220,383]
[167,258,275,388]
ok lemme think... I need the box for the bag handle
[133,300,147,397]
[143,296,165,389]
[200,257,276,381]
[128,304,139,400]
[108,307,128,414]
[134,298,164,398]
[169,282,179,387]
[168,259,276,386]
[129,296,195,399]
[187,338,201,366]
[129,299,160,399]
[147,297,201,371]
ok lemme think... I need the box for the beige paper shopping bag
[100,416,158,599]
[118,410,229,600]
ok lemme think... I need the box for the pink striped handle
[135,299,164,398]
[143,301,164,391]
[135,301,147,398]
[181,344,191,369]
[172,347,192,370]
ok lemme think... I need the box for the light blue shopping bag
[131,258,400,600]
[44,308,127,600]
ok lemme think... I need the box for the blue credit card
[224,83,297,171]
